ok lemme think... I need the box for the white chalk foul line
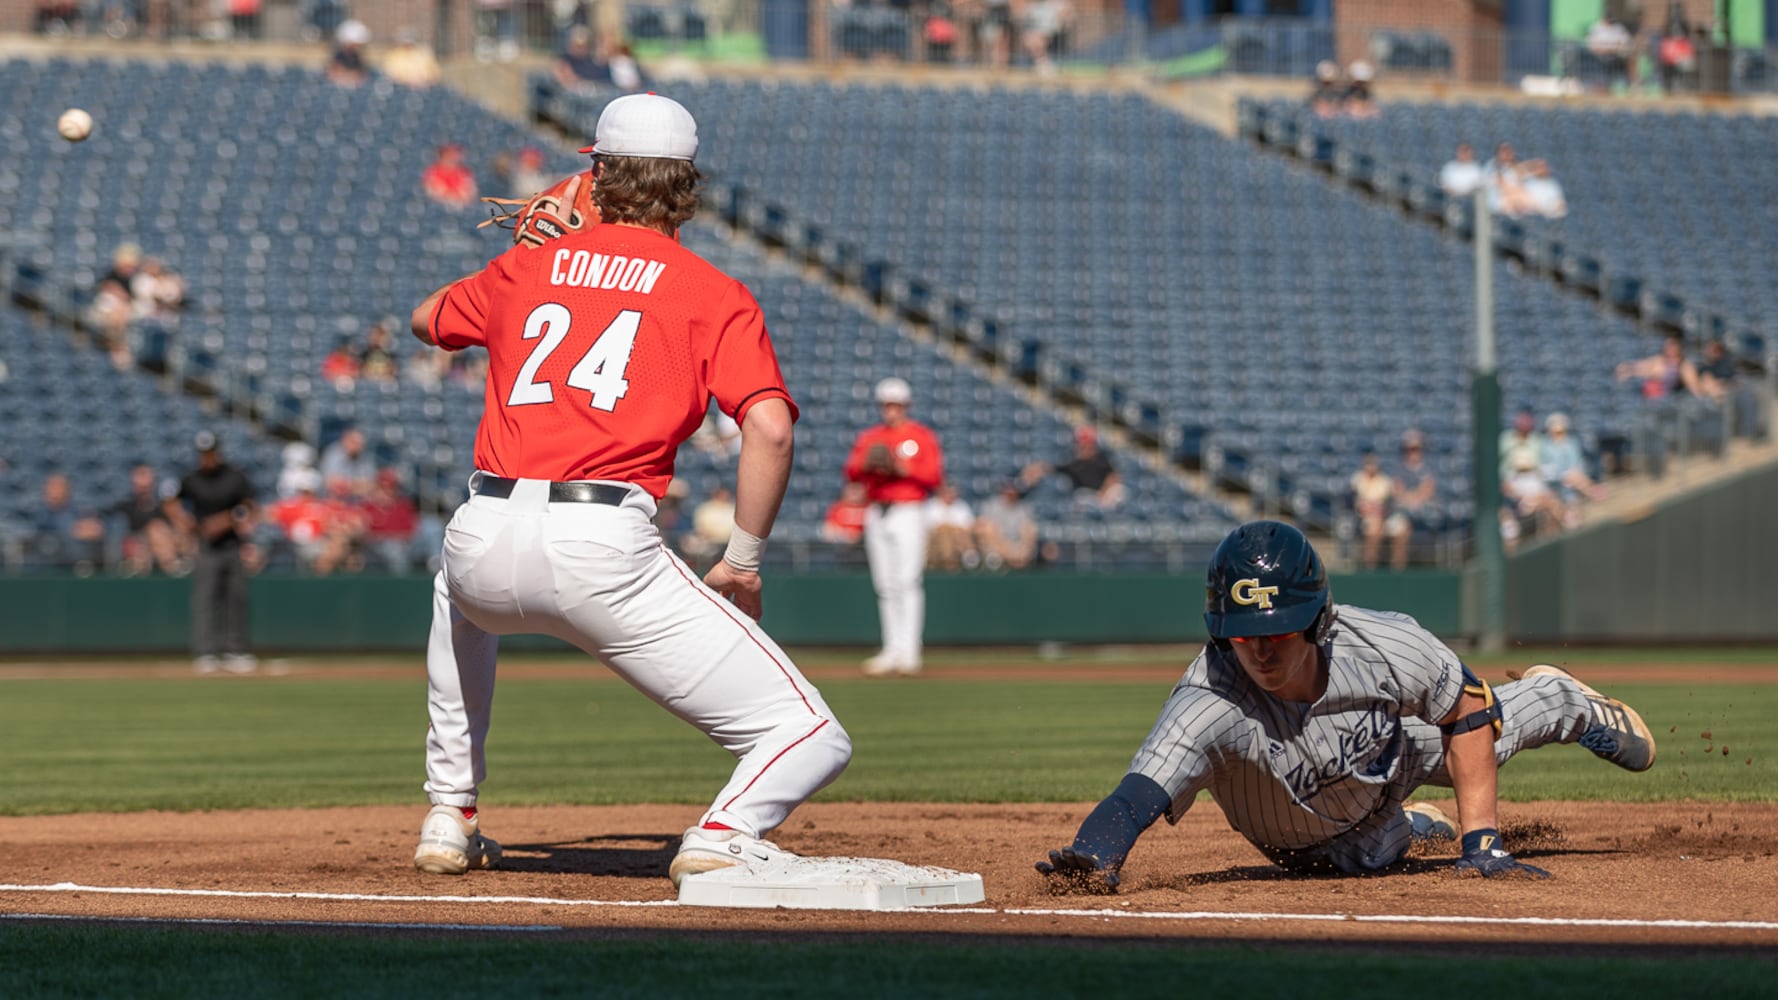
[0,912,563,932]
[0,882,677,909]
[1,884,1774,933]
[1001,908,1778,931]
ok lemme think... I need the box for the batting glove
[1454,828,1551,879]
[1036,847,1121,894]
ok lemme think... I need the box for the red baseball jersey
[428,225,797,498]
[844,420,944,503]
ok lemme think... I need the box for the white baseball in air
[57,108,93,142]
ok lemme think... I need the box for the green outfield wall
[1505,461,1778,642]
[0,570,1462,654]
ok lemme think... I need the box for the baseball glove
[479,172,597,247]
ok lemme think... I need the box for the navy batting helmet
[1204,520,1335,645]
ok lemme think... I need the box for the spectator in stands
[974,479,1038,571]
[1342,60,1379,118]
[1309,60,1345,118]
[34,2,81,34]
[509,146,555,198]
[1497,407,1547,485]
[300,0,349,42]
[358,320,398,383]
[1020,0,1072,76]
[654,477,689,538]
[474,0,520,63]
[276,441,320,500]
[1516,159,1568,219]
[320,426,377,498]
[1022,426,1125,511]
[924,4,960,64]
[691,409,743,463]
[29,471,106,574]
[164,432,257,673]
[554,24,611,92]
[1656,4,1696,93]
[1389,429,1437,572]
[1615,333,1702,401]
[383,27,442,89]
[227,0,262,39]
[973,0,1016,70]
[359,468,419,573]
[606,37,647,93]
[271,469,360,575]
[1438,143,1484,199]
[820,481,871,545]
[1540,412,1604,522]
[421,142,479,210]
[1501,448,1567,550]
[85,278,136,370]
[131,256,186,321]
[111,463,186,576]
[327,19,372,87]
[1586,13,1635,91]
[1483,142,1523,214]
[1696,337,1764,439]
[924,481,977,570]
[320,335,361,387]
[680,485,737,568]
[1349,450,1396,571]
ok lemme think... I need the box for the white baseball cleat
[668,826,797,887]
[413,804,502,875]
[861,653,921,677]
[222,653,259,675]
[193,655,221,676]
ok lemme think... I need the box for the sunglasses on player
[1229,632,1302,644]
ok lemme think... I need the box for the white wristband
[723,525,765,574]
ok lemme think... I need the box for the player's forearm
[732,399,794,538]
[410,271,478,345]
[1070,772,1171,870]
[1444,724,1500,834]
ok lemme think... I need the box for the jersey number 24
[508,303,639,412]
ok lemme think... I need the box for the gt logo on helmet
[1229,578,1280,609]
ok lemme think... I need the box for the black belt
[471,474,629,506]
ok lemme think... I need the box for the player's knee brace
[1439,665,1503,739]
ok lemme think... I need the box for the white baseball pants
[863,501,927,665]
[423,477,851,838]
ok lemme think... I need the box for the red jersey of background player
[844,419,943,503]
[427,226,797,498]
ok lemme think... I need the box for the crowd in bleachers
[6,47,1775,579]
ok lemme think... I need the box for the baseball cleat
[1403,802,1456,840]
[193,655,221,676]
[668,826,796,887]
[1519,664,1656,772]
[413,804,502,875]
[861,653,920,677]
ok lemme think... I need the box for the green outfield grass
[1,923,1772,999]
[0,656,1769,815]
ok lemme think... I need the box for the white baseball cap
[578,94,699,162]
[874,377,912,405]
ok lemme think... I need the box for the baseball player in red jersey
[844,377,944,676]
[406,94,851,886]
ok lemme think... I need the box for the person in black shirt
[1021,426,1126,511]
[164,432,257,674]
[111,463,186,576]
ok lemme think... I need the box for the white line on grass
[2,883,1774,933]
[0,912,563,932]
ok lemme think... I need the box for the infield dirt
[3,800,1774,951]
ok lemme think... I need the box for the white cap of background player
[578,94,699,162]
[874,377,912,405]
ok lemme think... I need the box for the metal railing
[12,5,1778,94]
